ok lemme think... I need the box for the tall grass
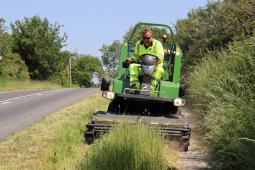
[187,38,255,169]
[81,123,170,170]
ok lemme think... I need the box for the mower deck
[85,111,191,151]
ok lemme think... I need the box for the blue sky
[1,0,208,57]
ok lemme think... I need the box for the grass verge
[0,92,109,170]
[80,123,178,170]
[0,78,63,91]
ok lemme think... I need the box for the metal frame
[85,114,191,151]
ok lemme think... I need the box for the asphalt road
[0,88,98,140]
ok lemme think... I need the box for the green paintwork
[162,52,171,81]
[112,22,183,99]
[112,78,129,94]
[159,81,180,99]
[116,43,129,78]
[172,44,182,84]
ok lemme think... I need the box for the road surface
[0,88,98,140]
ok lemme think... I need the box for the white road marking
[1,101,10,105]
[0,90,60,104]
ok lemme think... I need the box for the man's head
[141,28,153,47]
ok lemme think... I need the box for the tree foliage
[176,0,255,66]
[72,55,103,87]
[0,18,5,34]
[0,19,29,80]
[55,50,72,85]
[11,15,67,80]
[99,40,121,75]
[0,52,29,80]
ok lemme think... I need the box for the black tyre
[85,131,94,144]
[182,142,189,152]
[86,137,93,144]
[101,77,111,91]
[107,100,116,113]
[179,83,186,97]
[164,102,178,115]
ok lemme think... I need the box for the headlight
[102,91,115,100]
[174,98,186,106]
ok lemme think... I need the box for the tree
[0,52,29,80]
[55,50,72,85]
[11,15,67,80]
[0,18,5,34]
[0,19,29,80]
[72,55,102,87]
[0,31,12,57]
[99,40,121,76]
[175,0,255,67]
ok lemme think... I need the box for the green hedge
[176,0,255,67]
[0,53,29,80]
[0,32,29,80]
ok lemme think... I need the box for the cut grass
[0,92,109,170]
[0,78,62,91]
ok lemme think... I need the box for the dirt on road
[175,107,211,170]
[164,107,210,170]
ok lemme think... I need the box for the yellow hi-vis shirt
[132,39,164,66]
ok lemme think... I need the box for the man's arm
[154,40,164,64]
[130,41,140,62]
[124,41,140,67]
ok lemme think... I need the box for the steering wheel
[139,54,159,63]
[139,53,158,59]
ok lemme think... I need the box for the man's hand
[126,58,132,63]
[122,58,132,68]
[156,58,162,64]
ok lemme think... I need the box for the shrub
[0,52,29,80]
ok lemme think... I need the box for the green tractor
[85,22,190,151]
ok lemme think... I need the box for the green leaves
[99,40,121,76]
[0,52,29,80]
[0,19,29,80]
[176,0,255,67]
[72,55,103,87]
[11,15,67,80]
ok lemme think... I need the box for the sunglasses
[143,36,151,40]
